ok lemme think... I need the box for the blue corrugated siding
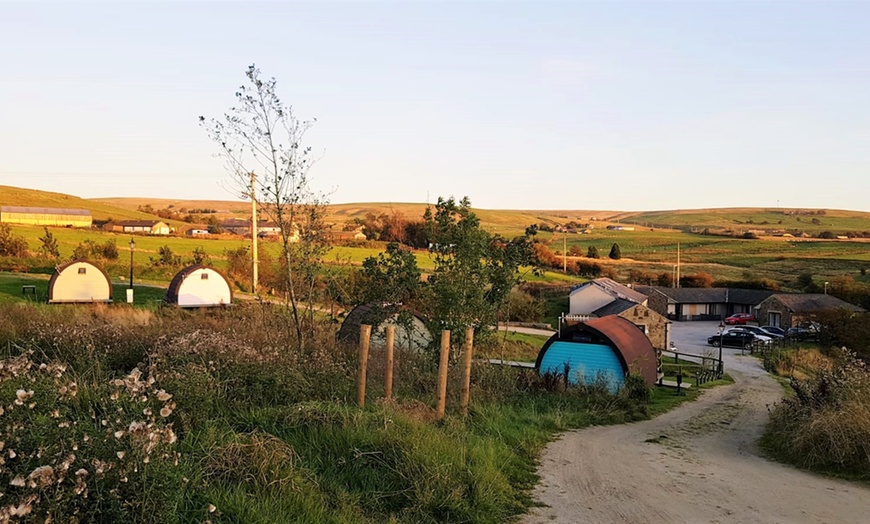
[539,341,625,392]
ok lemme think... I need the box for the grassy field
[5,185,870,294]
[0,302,731,523]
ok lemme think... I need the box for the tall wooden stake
[460,327,474,417]
[251,172,259,293]
[358,324,372,407]
[384,325,395,400]
[436,330,451,420]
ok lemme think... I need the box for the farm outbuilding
[0,206,92,228]
[48,260,112,304]
[536,315,657,392]
[338,303,432,351]
[164,265,232,308]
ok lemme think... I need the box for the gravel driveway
[523,321,870,524]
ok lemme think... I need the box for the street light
[824,281,829,295]
[128,238,136,288]
[718,320,725,376]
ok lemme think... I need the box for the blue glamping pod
[535,315,658,392]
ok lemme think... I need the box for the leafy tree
[201,64,329,349]
[424,197,535,346]
[609,243,621,260]
[586,245,599,259]
[0,224,28,258]
[359,242,421,306]
[150,245,181,267]
[190,247,211,266]
[38,227,60,258]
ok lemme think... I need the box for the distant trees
[71,239,118,261]
[608,243,621,260]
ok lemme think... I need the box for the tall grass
[762,348,870,480]
[0,302,658,523]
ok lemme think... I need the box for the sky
[1,1,869,211]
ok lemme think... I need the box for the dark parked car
[731,325,784,339]
[786,325,819,341]
[708,331,759,349]
[761,326,787,338]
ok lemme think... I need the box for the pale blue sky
[1,1,868,211]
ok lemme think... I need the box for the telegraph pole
[563,235,567,273]
[251,172,259,293]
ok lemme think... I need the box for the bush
[0,224,29,258]
[762,349,870,479]
[502,289,545,323]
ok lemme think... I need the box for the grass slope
[0,185,176,223]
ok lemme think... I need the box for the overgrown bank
[761,346,870,482]
[0,303,663,523]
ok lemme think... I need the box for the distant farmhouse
[104,220,170,235]
[567,278,670,350]
[217,218,295,240]
[0,206,92,228]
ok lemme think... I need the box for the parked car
[723,313,755,325]
[786,324,820,341]
[708,331,759,349]
[729,325,783,339]
[761,326,787,338]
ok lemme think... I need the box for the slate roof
[592,298,637,317]
[571,278,648,304]
[634,286,773,306]
[112,220,165,227]
[766,293,865,313]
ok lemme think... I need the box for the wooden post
[384,325,395,400]
[436,330,451,420]
[358,324,372,407]
[460,327,474,417]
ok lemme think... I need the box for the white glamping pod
[164,265,232,308]
[48,260,113,304]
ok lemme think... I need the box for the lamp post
[127,238,136,304]
[718,321,725,376]
[824,281,829,295]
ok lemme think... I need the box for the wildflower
[27,465,55,488]
[14,389,34,406]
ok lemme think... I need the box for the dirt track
[523,322,870,524]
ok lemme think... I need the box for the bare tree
[200,64,329,348]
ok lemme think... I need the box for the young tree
[609,243,622,260]
[38,227,60,258]
[586,245,600,259]
[200,65,329,348]
[424,197,535,346]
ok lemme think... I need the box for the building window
[201,273,209,280]
[78,267,87,275]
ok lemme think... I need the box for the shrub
[763,349,870,479]
[0,224,28,258]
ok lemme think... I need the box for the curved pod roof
[535,315,657,387]
[338,303,432,351]
[48,260,112,304]
[164,265,232,308]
